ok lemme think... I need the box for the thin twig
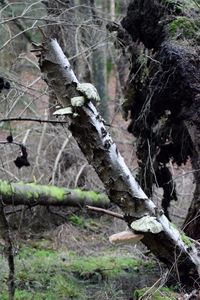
[0,20,38,51]
[22,129,31,145]
[51,133,72,185]
[86,205,124,220]
[74,163,87,187]
[0,0,33,44]
[0,140,23,147]
[0,117,69,124]
[192,0,200,9]
[37,25,48,39]
[0,117,113,128]
[31,111,48,177]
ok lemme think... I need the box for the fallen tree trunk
[0,180,109,208]
[37,37,200,286]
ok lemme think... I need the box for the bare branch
[86,205,124,220]
[0,117,69,124]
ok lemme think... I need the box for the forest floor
[0,214,179,300]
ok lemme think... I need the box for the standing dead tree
[37,36,200,287]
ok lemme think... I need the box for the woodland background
[0,0,199,299]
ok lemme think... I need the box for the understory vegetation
[0,216,161,300]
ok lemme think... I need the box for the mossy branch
[0,180,110,208]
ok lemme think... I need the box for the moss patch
[168,16,198,39]
[69,215,86,227]
[68,255,142,282]
[170,223,193,248]
[0,243,153,300]
[180,232,193,248]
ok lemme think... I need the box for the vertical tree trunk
[78,0,93,82]
[92,46,108,121]
[90,0,109,122]
[183,122,200,239]
[110,0,115,21]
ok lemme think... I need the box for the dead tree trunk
[37,37,200,287]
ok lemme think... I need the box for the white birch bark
[38,38,200,286]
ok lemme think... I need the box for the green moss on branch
[0,180,110,208]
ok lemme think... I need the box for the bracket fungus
[109,230,144,245]
[76,83,100,103]
[53,107,73,116]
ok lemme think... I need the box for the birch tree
[36,36,200,287]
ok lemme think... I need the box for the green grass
[133,287,178,300]
[68,215,86,227]
[0,244,150,300]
